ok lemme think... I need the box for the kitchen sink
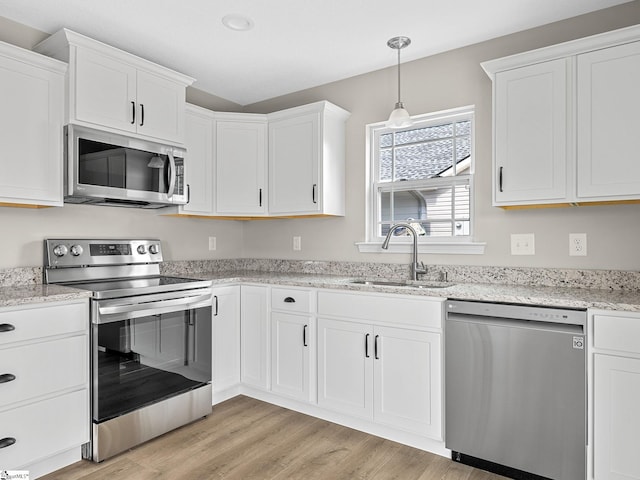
[349,279,454,289]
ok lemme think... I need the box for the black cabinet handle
[0,324,15,333]
[284,297,295,303]
[131,101,136,124]
[0,437,16,449]
[365,333,370,358]
[374,335,380,359]
[187,184,191,204]
[303,324,308,347]
[499,166,504,193]
[140,103,145,127]
[214,295,219,316]
[259,188,262,207]
[312,184,317,204]
[0,374,16,384]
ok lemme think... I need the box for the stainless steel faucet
[381,222,427,281]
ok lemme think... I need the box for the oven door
[90,289,212,424]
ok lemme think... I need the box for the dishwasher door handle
[446,312,584,335]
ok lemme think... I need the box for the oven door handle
[95,293,212,324]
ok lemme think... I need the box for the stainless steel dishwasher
[445,300,587,480]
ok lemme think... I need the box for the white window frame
[357,105,485,254]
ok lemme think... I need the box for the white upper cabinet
[35,28,194,145]
[268,101,349,216]
[215,114,267,216]
[577,41,640,200]
[181,105,214,215]
[0,41,66,207]
[483,24,640,207]
[493,59,569,205]
[178,100,348,218]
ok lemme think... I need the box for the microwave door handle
[167,151,176,199]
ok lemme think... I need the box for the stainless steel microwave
[64,125,188,208]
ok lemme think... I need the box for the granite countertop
[195,270,640,313]
[3,270,640,313]
[0,284,92,308]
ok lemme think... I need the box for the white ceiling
[0,0,632,105]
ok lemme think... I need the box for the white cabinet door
[0,43,65,206]
[577,41,640,199]
[74,47,137,134]
[373,326,441,438]
[136,69,185,144]
[269,111,320,214]
[212,286,240,393]
[241,285,269,389]
[494,58,568,205]
[216,119,267,215]
[182,105,214,215]
[271,312,312,401]
[317,317,373,419]
[594,354,640,480]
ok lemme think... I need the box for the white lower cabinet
[592,311,640,480]
[317,290,443,439]
[373,326,441,437]
[212,286,241,395]
[0,299,89,474]
[241,285,269,389]
[271,312,314,402]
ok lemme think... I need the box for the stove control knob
[70,245,84,257]
[53,244,68,257]
[137,245,147,255]
[149,244,159,255]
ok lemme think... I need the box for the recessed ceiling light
[222,14,254,32]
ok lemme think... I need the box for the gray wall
[242,1,640,271]
[2,4,640,269]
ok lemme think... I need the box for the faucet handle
[416,261,427,274]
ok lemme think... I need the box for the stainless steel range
[44,239,213,462]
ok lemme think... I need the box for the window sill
[355,241,486,255]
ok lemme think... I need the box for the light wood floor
[42,395,507,480]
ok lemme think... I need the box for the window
[359,106,484,254]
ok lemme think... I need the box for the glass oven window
[93,305,211,423]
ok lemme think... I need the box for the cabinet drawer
[271,287,314,313]
[318,291,442,329]
[0,301,87,346]
[594,314,640,355]
[0,335,88,408]
[0,389,89,469]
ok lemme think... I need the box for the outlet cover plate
[511,233,535,255]
[569,233,587,256]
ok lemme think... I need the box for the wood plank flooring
[41,395,507,480]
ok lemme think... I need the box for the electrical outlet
[510,233,535,255]
[208,236,216,251]
[293,236,302,251]
[569,233,587,256]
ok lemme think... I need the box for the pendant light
[386,36,412,128]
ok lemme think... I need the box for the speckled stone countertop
[0,284,91,308]
[193,270,640,313]
[3,260,640,313]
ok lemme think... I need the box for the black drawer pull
[0,374,16,384]
[303,324,308,347]
[0,324,15,333]
[374,335,380,359]
[365,333,370,358]
[284,297,296,303]
[0,437,16,449]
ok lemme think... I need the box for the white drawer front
[594,314,640,355]
[318,291,442,329]
[0,335,88,408]
[0,301,87,346]
[271,287,314,313]
[0,389,89,469]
